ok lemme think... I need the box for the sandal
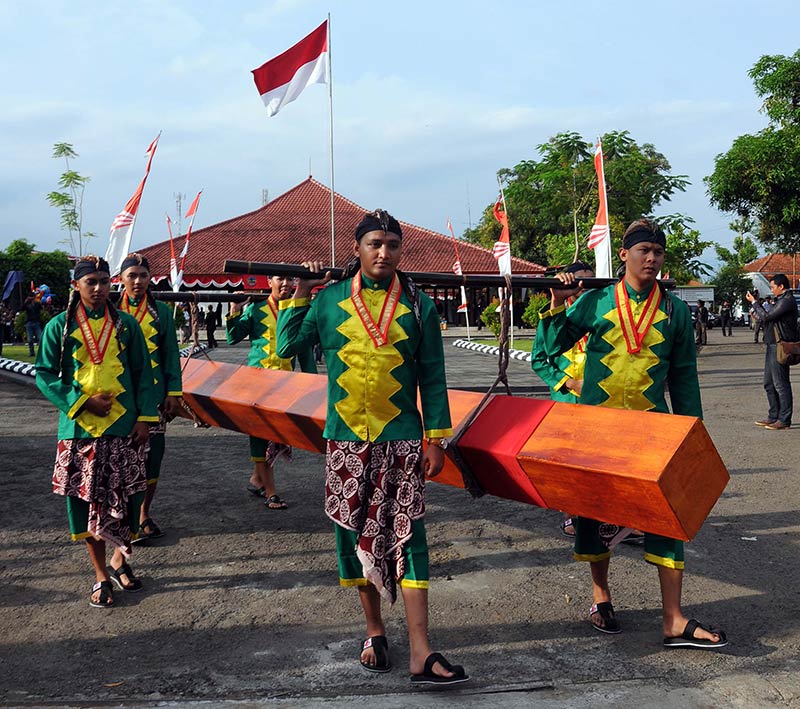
[109,562,143,592]
[560,517,576,538]
[589,601,621,634]
[139,517,164,539]
[89,580,114,608]
[410,652,469,685]
[360,635,391,673]
[663,619,728,649]
[265,494,288,510]
[246,484,265,498]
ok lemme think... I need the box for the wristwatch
[426,437,449,450]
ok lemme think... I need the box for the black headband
[355,211,403,241]
[120,253,150,273]
[73,257,110,281]
[623,227,666,250]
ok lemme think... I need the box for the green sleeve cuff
[425,427,454,439]
[68,393,89,420]
[539,304,566,320]
[225,311,241,321]
[279,297,309,310]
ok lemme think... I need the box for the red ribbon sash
[614,281,662,354]
[350,272,401,348]
[122,296,147,324]
[75,305,114,365]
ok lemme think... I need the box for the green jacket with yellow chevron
[275,273,453,442]
[120,295,182,402]
[36,307,160,440]
[536,281,702,417]
[226,295,317,373]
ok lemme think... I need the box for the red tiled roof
[137,177,545,280]
[744,253,800,282]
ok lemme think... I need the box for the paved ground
[1,324,800,708]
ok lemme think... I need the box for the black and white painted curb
[0,344,209,385]
[452,338,532,362]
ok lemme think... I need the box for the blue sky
[1,0,798,268]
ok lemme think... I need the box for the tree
[709,233,758,308]
[47,143,96,256]
[462,130,689,270]
[0,239,72,310]
[659,214,713,284]
[706,51,800,253]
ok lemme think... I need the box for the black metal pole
[223,259,676,290]
[111,291,267,304]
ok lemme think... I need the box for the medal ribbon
[614,281,662,354]
[350,271,401,347]
[267,295,278,323]
[75,304,114,365]
[122,295,147,324]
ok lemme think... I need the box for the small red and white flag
[105,134,160,275]
[166,214,179,291]
[173,191,202,291]
[447,219,469,314]
[588,140,610,249]
[587,138,613,278]
[492,196,511,276]
[252,21,328,117]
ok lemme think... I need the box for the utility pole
[262,189,269,206]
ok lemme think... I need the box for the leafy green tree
[0,239,72,309]
[659,214,713,283]
[709,233,758,308]
[463,130,689,270]
[47,143,96,256]
[706,51,800,252]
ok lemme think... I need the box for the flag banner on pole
[588,140,610,249]
[447,219,463,275]
[492,196,511,276]
[105,134,160,275]
[587,139,613,279]
[174,190,202,290]
[252,20,328,117]
[166,214,180,291]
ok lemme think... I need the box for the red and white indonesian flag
[588,138,613,278]
[252,21,328,117]
[173,191,202,291]
[492,196,511,276]
[166,214,180,291]
[105,134,160,275]
[447,219,469,313]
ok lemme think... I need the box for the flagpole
[327,13,336,266]
[447,218,471,341]
[497,177,514,350]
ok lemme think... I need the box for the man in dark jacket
[747,273,799,430]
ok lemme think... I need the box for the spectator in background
[23,294,43,356]
[747,273,798,431]
[719,301,733,337]
[695,300,709,346]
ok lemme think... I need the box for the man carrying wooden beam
[537,218,728,650]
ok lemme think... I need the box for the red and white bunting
[252,21,328,117]
[105,133,160,275]
[492,196,511,276]
[166,214,180,291]
[588,138,613,278]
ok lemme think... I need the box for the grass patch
[1,345,36,363]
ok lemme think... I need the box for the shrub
[522,292,550,328]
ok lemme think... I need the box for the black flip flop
[589,601,621,634]
[265,494,288,510]
[410,652,469,686]
[246,484,265,498]
[108,562,143,592]
[360,635,391,673]
[89,580,114,608]
[663,619,728,649]
[139,517,164,539]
